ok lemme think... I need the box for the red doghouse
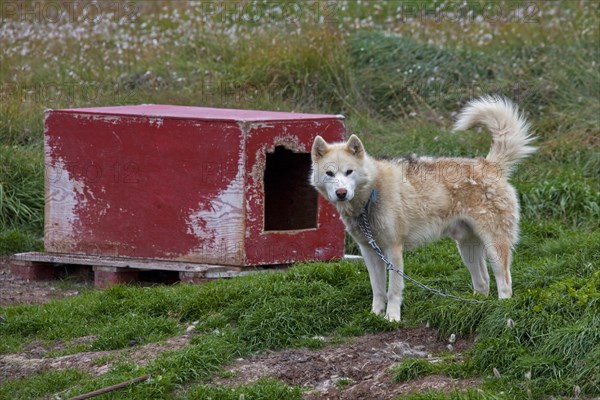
[43,105,346,268]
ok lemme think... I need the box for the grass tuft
[0,369,89,400]
[391,357,438,382]
[181,378,302,400]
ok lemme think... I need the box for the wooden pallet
[9,252,289,288]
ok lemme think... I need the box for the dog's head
[310,134,370,203]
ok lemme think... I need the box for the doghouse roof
[50,104,344,123]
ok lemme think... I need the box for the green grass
[396,390,499,400]
[1,0,599,399]
[0,369,90,400]
[181,378,303,400]
[392,358,440,382]
[0,232,597,398]
[0,145,44,254]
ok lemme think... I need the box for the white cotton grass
[0,0,583,86]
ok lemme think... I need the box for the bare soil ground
[0,259,85,306]
[214,328,479,399]
[0,334,193,382]
[0,260,480,398]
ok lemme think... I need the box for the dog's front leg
[385,244,404,322]
[359,244,387,316]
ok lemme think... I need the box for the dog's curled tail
[453,96,536,177]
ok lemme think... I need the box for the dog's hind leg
[457,237,490,296]
[359,244,387,316]
[485,240,513,299]
[384,244,404,322]
[448,220,490,296]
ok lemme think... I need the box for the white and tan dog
[310,96,535,321]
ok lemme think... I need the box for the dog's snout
[336,188,348,200]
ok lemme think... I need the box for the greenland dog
[310,96,535,321]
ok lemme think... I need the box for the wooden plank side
[11,252,291,278]
[55,105,342,122]
[44,111,245,265]
[12,252,217,273]
[243,118,346,265]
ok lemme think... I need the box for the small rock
[128,337,145,347]
[446,344,454,351]
[186,325,195,333]
[506,318,515,328]
[389,341,429,358]
[448,333,456,343]
[97,365,110,375]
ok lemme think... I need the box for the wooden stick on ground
[67,375,151,400]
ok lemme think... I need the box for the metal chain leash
[358,196,485,304]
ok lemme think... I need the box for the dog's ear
[346,135,365,158]
[311,136,328,160]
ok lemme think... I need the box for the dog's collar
[363,189,377,213]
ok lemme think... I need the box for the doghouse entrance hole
[264,146,318,231]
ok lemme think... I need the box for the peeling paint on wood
[184,137,246,265]
[44,105,345,266]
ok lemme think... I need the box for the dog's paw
[371,306,385,316]
[384,312,401,322]
[372,298,386,316]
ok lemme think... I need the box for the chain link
[358,205,485,304]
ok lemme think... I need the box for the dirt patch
[215,327,479,399]
[0,333,192,381]
[0,259,85,306]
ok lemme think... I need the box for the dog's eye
[345,170,353,176]
[326,171,335,177]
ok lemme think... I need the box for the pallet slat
[9,252,362,288]
[10,252,289,287]
[12,252,224,273]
